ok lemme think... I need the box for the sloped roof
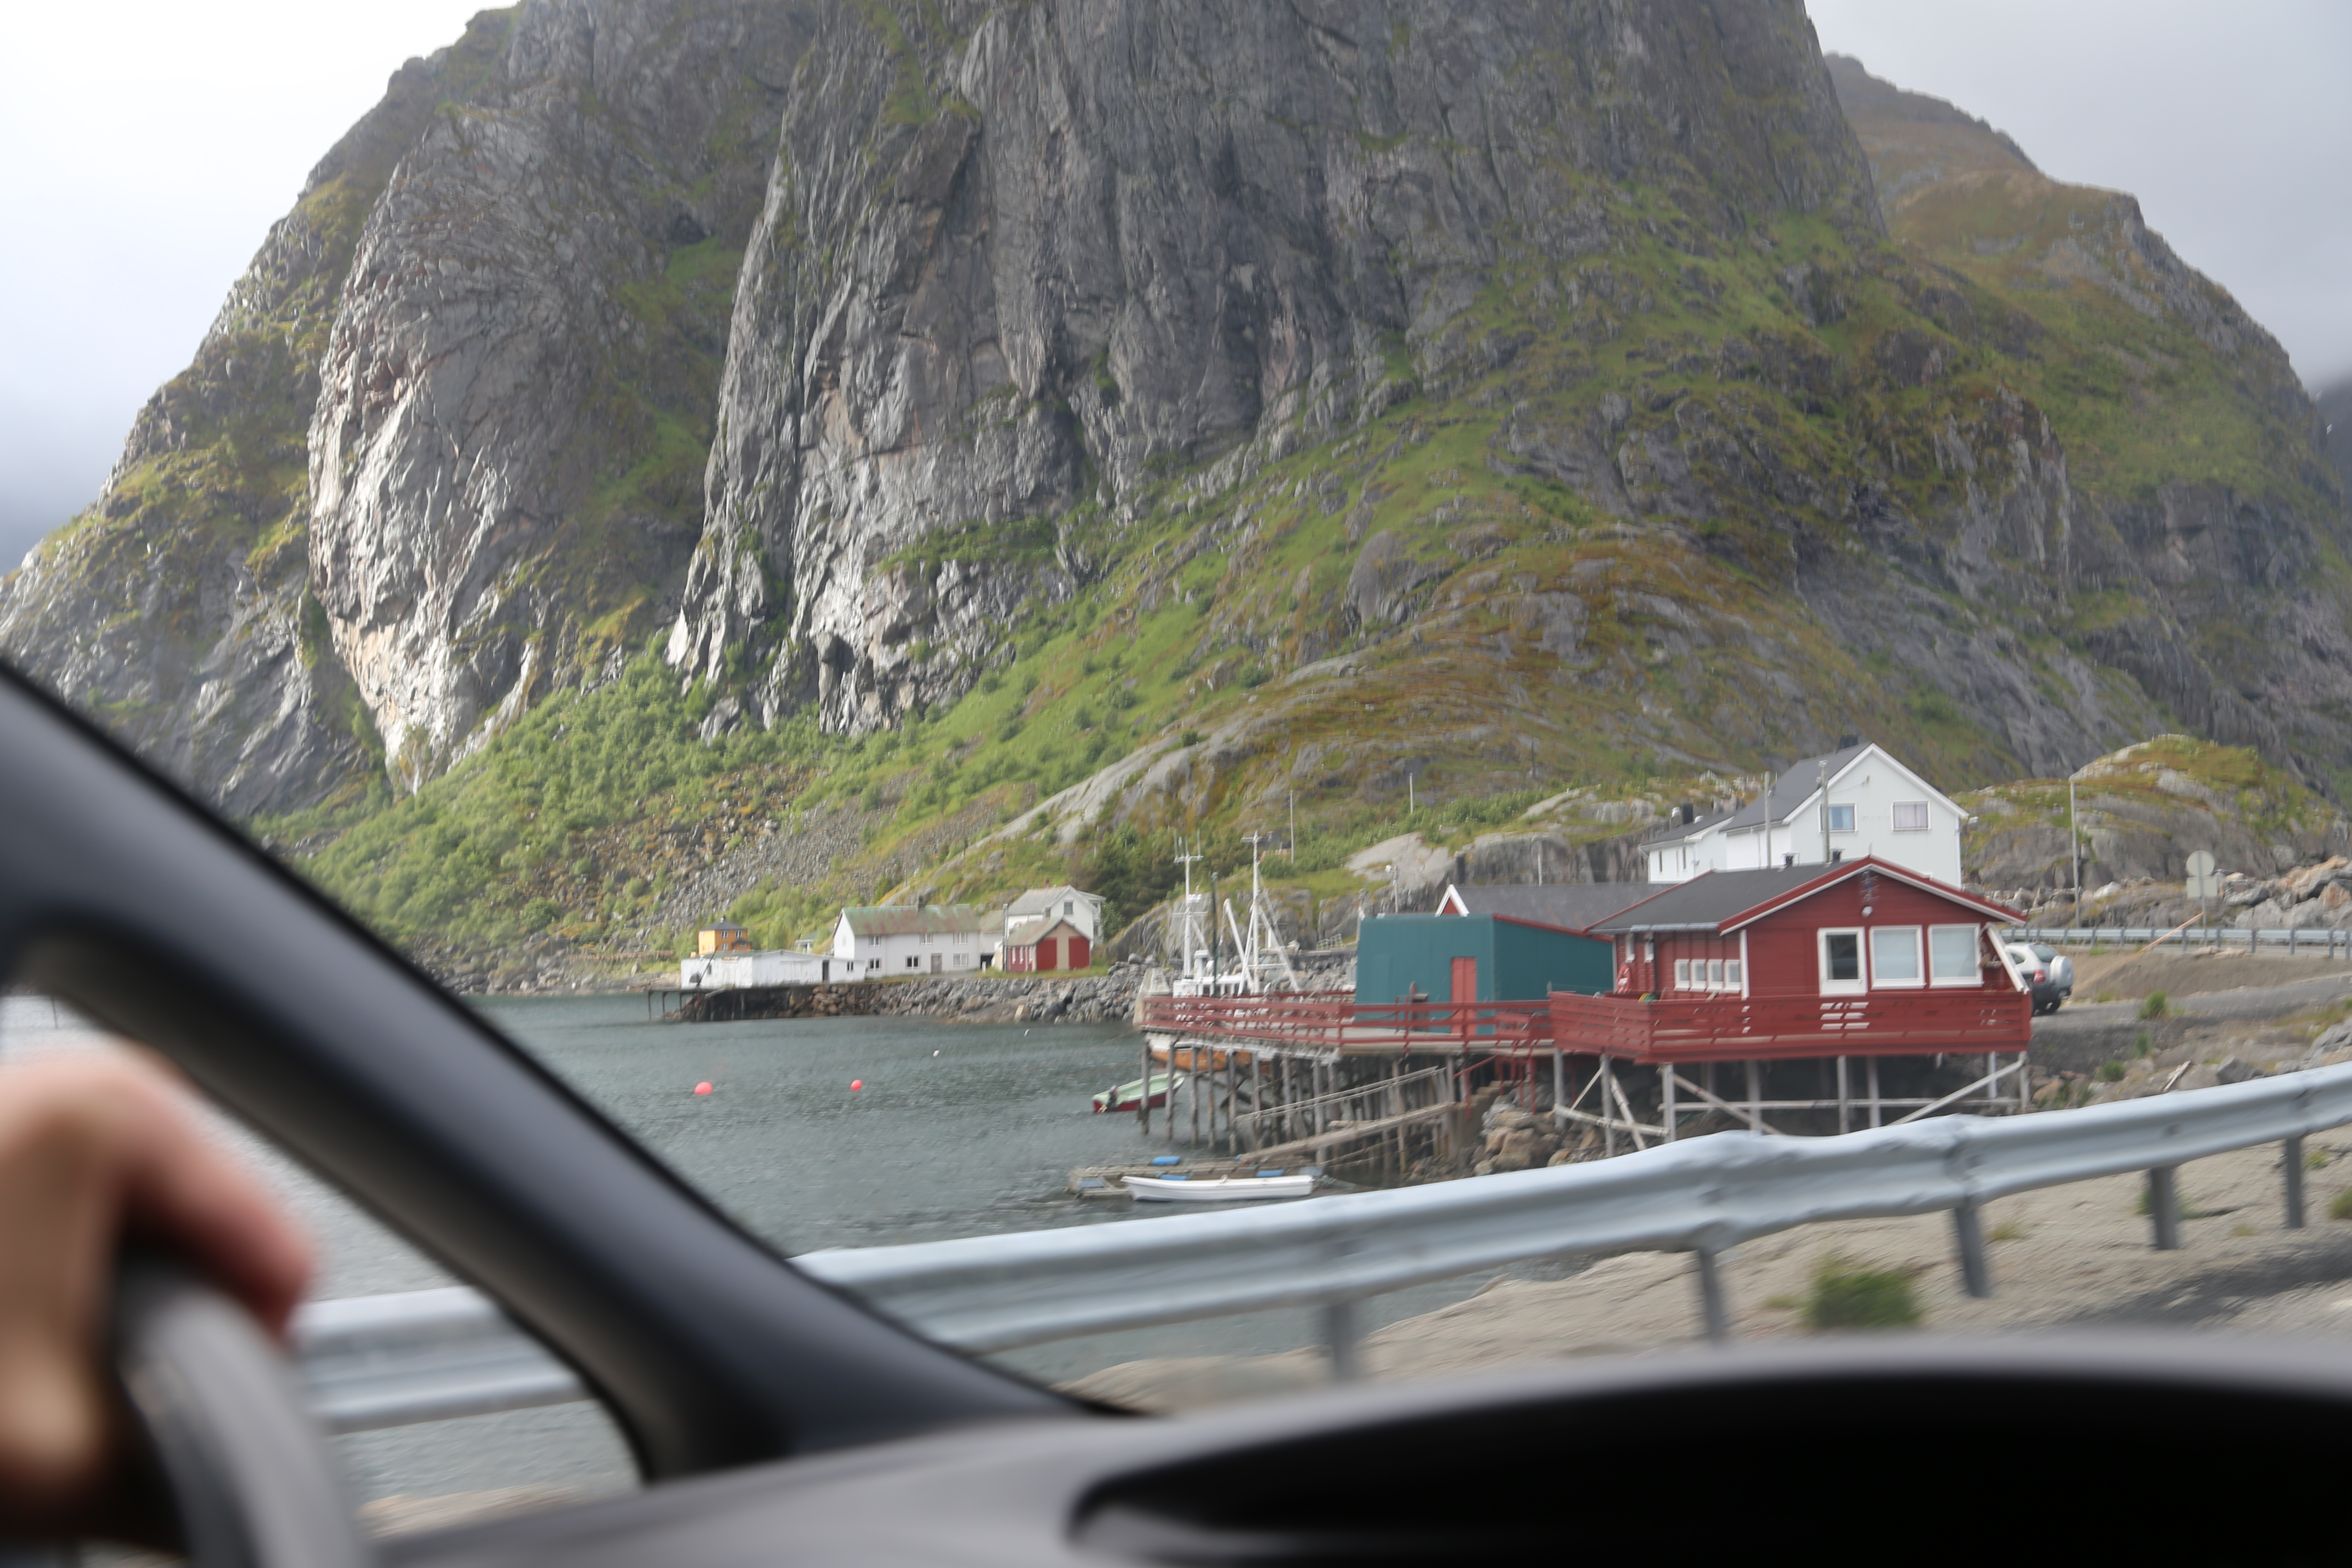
[1006,916,1086,950]
[700,919,747,932]
[1591,858,2020,935]
[1640,742,1874,845]
[1004,885,1101,917]
[838,904,989,937]
[1442,883,1659,931]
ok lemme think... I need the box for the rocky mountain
[2321,377,2352,498]
[3,3,2349,974]
[2,0,816,806]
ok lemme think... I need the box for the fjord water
[0,992,1510,1518]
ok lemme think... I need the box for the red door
[1450,956,1477,1037]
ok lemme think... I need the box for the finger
[98,1058,314,1334]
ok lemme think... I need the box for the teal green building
[1354,913,1616,1004]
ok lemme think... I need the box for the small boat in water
[1123,1172,1317,1202]
[1093,1071,1184,1114]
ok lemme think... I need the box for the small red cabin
[1005,916,1090,974]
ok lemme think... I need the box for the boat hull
[1123,1174,1317,1202]
[1092,1071,1183,1114]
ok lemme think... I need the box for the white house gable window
[1892,801,1929,832]
[1929,925,1983,986]
[1826,803,1856,833]
[1870,927,1923,989]
[1819,928,1865,995]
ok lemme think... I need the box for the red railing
[1550,988,2031,1063]
[1139,986,2029,1063]
[1136,992,1551,1052]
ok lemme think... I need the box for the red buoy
[693,1081,713,1096]
[850,1079,863,1092]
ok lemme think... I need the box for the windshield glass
[1,0,2345,1536]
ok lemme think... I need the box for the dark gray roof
[1590,865,1839,933]
[1448,883,1659,931]
[1642,743,1873,846]
[1638,804,1739,847]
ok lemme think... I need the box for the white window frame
[1826,803,1857,834]
[1818,927,1867,995]
[1724,957,1743,992]
[1891,800,1930,833]
[1705,959,1724,989]
[1928,924,1985,987]
[1869,926,1924,989]
[1673,958,1691,989]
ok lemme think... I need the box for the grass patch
[2307,1148,2332,1172]
[2135,1186,2208,1221]
[2095,1059,2126,1082]
[1987,1220,2027,1242]
[2138,992,2170,1020]
[2330,1188,2352,1222]
[1804,1256,1921,1332]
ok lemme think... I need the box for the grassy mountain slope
[270,45,2352,980]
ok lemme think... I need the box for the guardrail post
[2147,1166,2181,1250]
[1952,1204,1992,1298]
[1323,1298,1360,1381]
[2285,1136,2307,1229]
[1694,1249,1730,1344]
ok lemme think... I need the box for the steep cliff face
[0,0,813,805]
[669,0,1877,732]
[306,0,815,787]
[0,15,520,812]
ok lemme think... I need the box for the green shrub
[2307,1147,2332,1172]
[2096,1059,2126,1082]
[1179,729,1204,747]
[2330,1188,2352,1222]
[2133,1029,2153,1058]
[1804,1257,1920,1332]
[2138,992,2170,1020]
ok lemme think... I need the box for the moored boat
[1122,1172,1317,1202]
[1092,1071,1183,1114]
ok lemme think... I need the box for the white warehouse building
[1641,741,1967,887]
[831,905,990,978]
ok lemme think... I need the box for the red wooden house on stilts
[1550,856,2031,1143]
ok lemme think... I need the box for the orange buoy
[850,1078,863,1091]
[693,1081,713,1096]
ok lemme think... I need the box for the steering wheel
[111,1257,371,1568]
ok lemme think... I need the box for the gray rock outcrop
[669,0,1877,731]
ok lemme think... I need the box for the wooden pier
[1127,988,2031,1166]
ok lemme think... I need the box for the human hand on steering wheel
[0,1050,310,1540]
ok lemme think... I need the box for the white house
[680,948,833,991]
[1000,886,1104,943]
[1640,741,1967,886]
[831,905,989,978]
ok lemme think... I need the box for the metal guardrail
[2005,924,2352,956]
[291,1286,581,1434]
[293,1062,2352,1429]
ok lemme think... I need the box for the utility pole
[1816,757,1830,865]
[2070,773,2082,927]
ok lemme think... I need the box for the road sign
[2185,851,2218,901]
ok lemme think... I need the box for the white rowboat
[1123,1173,1317,1203]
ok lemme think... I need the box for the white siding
[1644,746,1965,887]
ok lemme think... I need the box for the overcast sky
[0,3,2345,570]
